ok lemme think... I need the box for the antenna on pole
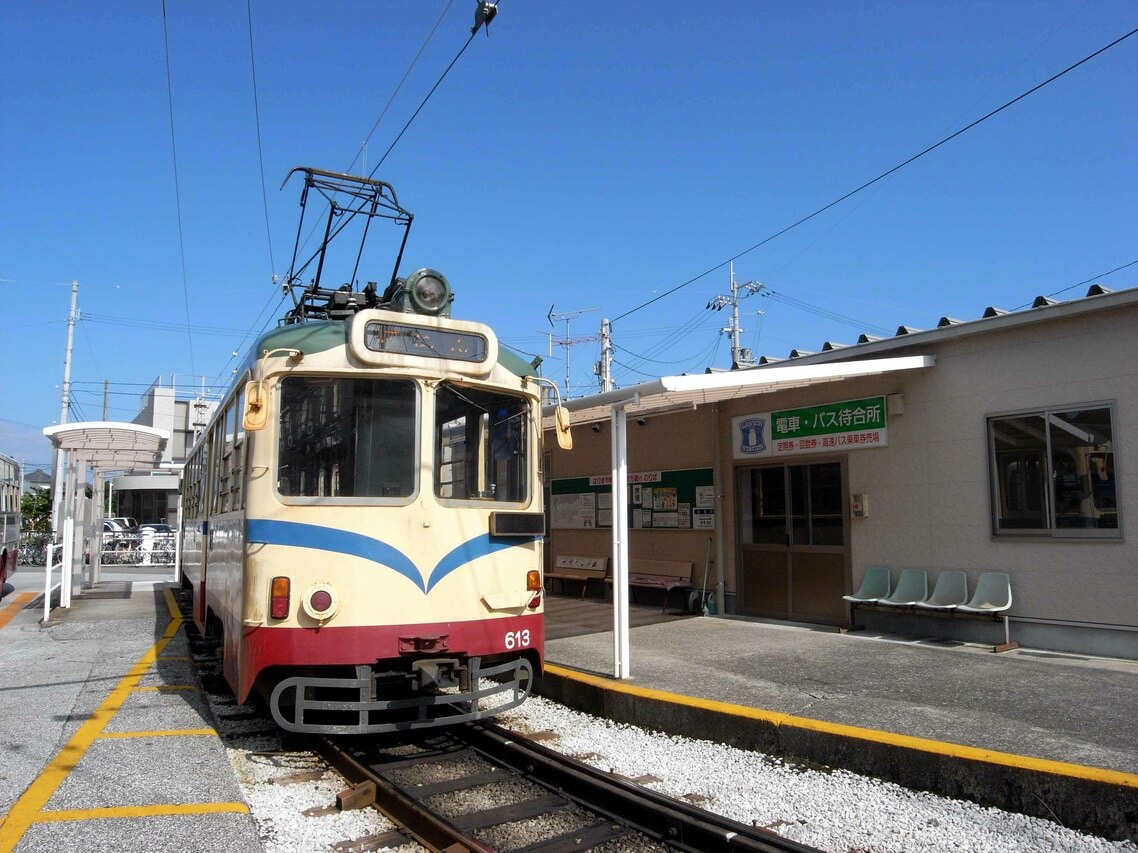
[547,305,599,399]
[706,262,765,368]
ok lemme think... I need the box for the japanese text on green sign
[772,396,886,439]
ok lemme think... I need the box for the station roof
[543,354,934,427]
[43,421,169,472]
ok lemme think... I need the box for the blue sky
[2,1,1135,470]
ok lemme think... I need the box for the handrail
[42,539,64,623]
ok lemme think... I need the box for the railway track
[180,591,820,851]
[315,722,823,852]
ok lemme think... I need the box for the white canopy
[42,422,171,608]
[543,355,935,425]
[43,421,168,471]
[540,354,935,680]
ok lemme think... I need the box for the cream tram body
[180,305,545,733]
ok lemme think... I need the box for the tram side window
[277,376,417,499]
[211,419,228,514]
[435,383,529,502]
[989,404,1119,537]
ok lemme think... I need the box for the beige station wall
[546,407,718,578]
[838,306,1136,629]
[545,299,1136,633]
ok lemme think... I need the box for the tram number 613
[504,629,531,650]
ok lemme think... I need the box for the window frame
[274,373,421,506]
[433,381,533,506]
[987,400,1121,540]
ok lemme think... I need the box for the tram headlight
[400,268,452,316]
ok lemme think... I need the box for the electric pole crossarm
[705,262,764,368]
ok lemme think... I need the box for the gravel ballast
[208,688,1135,852]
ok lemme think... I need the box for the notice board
[551,468,715,530]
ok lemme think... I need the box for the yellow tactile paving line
[545,662,1138,790]
[0,592,37,629]
[0,587,249,853]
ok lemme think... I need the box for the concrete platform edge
[535,666,1138,842]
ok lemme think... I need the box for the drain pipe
[713,403,726,615]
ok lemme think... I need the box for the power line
[161,0,197,380]
[1034,259,1138,304]
[288,4,492,303]
[611,26,1138,326]
[367,3,499,180]
[349,1,456,177]
[80,312,252,337]
[246,0,276,278]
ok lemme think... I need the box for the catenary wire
[367,4,496,180]
[291,2,457,266]
[609,26,1138,326]
[348,0,455,177]
[1031,259,1138,305]
[161,0,197,380]
[246,0,276,277]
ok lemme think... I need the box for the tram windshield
[277,376,417,498]
[435,383,529,503]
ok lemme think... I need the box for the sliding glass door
[737,459,848,624]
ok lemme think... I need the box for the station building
[107,379,216,523]
[544,285,1135,660]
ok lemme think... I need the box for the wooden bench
[610,558,696,613]
[547,555,609,599]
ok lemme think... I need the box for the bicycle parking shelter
[43,422,169,607]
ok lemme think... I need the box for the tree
[21,488,51,532]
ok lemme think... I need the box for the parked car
[102,518,135,550]
[138,523,172,535]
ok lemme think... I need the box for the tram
[179,168,566,733]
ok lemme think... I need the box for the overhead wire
[1032,259,1138,304]
[761,290,894,337]
[366,6,488,181]
[291,1,463,271]
[347,0,456,177]
[160,0,198,381]
[200,4,485,400]
[246,0,276,277]
[81,312,254,338]
[609,26,1138,326]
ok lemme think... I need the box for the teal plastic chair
[956,572,1012,614]
[957,572,1014,648]
[842,566,890,604]
[915,571,969,610]
[876,568,929,606]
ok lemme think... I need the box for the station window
[988,403,1119,537]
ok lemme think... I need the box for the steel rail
[459,722,822,853]
[314,734,489,852]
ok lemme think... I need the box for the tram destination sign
[732,395,888,458]
[363,320,488,363]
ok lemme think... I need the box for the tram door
[737,460,848,625]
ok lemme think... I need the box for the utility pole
[546,305,599,399]
[594,318,613,393]
[706,262,764,368]
[51,279,79,531]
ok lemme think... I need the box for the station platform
[0,567,262,853]
[539,595,1138,842]
[2,571,1135,848]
